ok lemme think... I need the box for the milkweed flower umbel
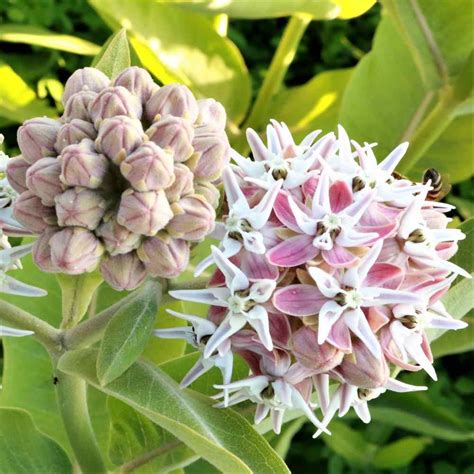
[158,121,470,435]
[2,67,230,290]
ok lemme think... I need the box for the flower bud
[337,339,389,389]
[62,67,109,106]
[168,195,215,241]
[50,227,104,274]
[164,163,194,202]
[63,90,97,122]
[194,182,220,208]
[292,326,344,373]
[146,116,194,163]
[137,236,189,278]
[190,127,230,181]
[60,139,109,188]
[113,67,158,104]
[120,142,174,192]
[100,252,147,291]
[6,155,29,193]
[95,115,144,164]
[55,187,106,230]
[55,119,97,153]
[117,189,173,236]
[196,98,226,129]
[13,191,56,233]
[145,84,198,123]
[26,157,63,206]
[89,86,142,127]
[17,117,61,164]
[96,217,141,256]
[32,227,59,272]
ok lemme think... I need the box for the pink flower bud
[194,182,220,208]
[6,155,29,193]
[63,90,97,122]
[113,66,158,104]
[89,86,142,127]
[137,236,189,278]
[292,326,344,373]
[60,139,109,189]
[120,142,174,192]
[100,252,147,291]
[50,227,104,274]
[32,227,59,272]
[117,189,173,236]
[146,116,194,163]
[55,187,106,230]
[17,117,61,164]
[13,191,56,233]
[164,163,194,202]
[190,127,230,181]
[145,84,198,123]
[96,217,141,256]
[62,67,109,106]
[337,339,389,389]
[26,157,63,206]
[168,195,215,241]
[55,119,97,153]
[196,98,226,129]
[95,115,144,164]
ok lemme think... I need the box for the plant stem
[167,277,209,292]
[243,14,311,131]
[55,372,106,474]
[0,299,61,354]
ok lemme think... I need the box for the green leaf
[89,0,251,125]
[372,436,432,469]
[267,68,353,141]
[107,397,197,472]
[431,315,474,357]
[339,1,473,183]
[271,417,305,460]
[97,280,161,385]
[58,348,290,474]
[0,408,72,473]
[447,196,474,220]
[321,420,377,465]
[451,218,474,275]
[0,62,55,122]
[167,0,376,19]
[0,24,100,55]
[92,28,131,78]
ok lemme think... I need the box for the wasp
[391,168,450,201]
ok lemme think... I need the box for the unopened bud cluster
[7,67,229,290]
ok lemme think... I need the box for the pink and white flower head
[157,120,471,436]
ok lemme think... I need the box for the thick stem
[167,277,209,292]
[55,373,106,474]
[243,14,311,131]
[0,299,61,354]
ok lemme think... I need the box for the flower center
[226,213,253,241]
[344,289,362,309]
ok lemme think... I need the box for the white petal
[211,246,249,292]
[0,325,34,337]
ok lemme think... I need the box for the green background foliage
[0,0,472,472]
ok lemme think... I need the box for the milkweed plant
[0,2,472,472]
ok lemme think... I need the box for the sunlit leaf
[431,315,474,358]
[92,28,131,78]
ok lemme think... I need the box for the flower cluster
[3,67,229,290]
[158,121,469,435]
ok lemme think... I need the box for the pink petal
[322,245,359,268]
[327,318,352,353]
[269,311,292,347]
[267,234,317,267]
[366,306,390,333]
[365,263,404,290]
[273,192,304,232]
[272,284,326,317]
[329,180,353,213]
[241,252,279,281]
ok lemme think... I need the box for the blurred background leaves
[0,0,472,472]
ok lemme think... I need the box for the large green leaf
[107,397,197,473]
[0,408,72,473]
[0,24,100,55]
[451,218,474,275]
[97,280,161,385]
[0,62,55,122]
[167,0,376,19]
[88,0,251,125]
[431,315,474,358]
[58,348,290,473]
[92,28,131,78]
[339,0,473,183]
[372,436,432,469]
